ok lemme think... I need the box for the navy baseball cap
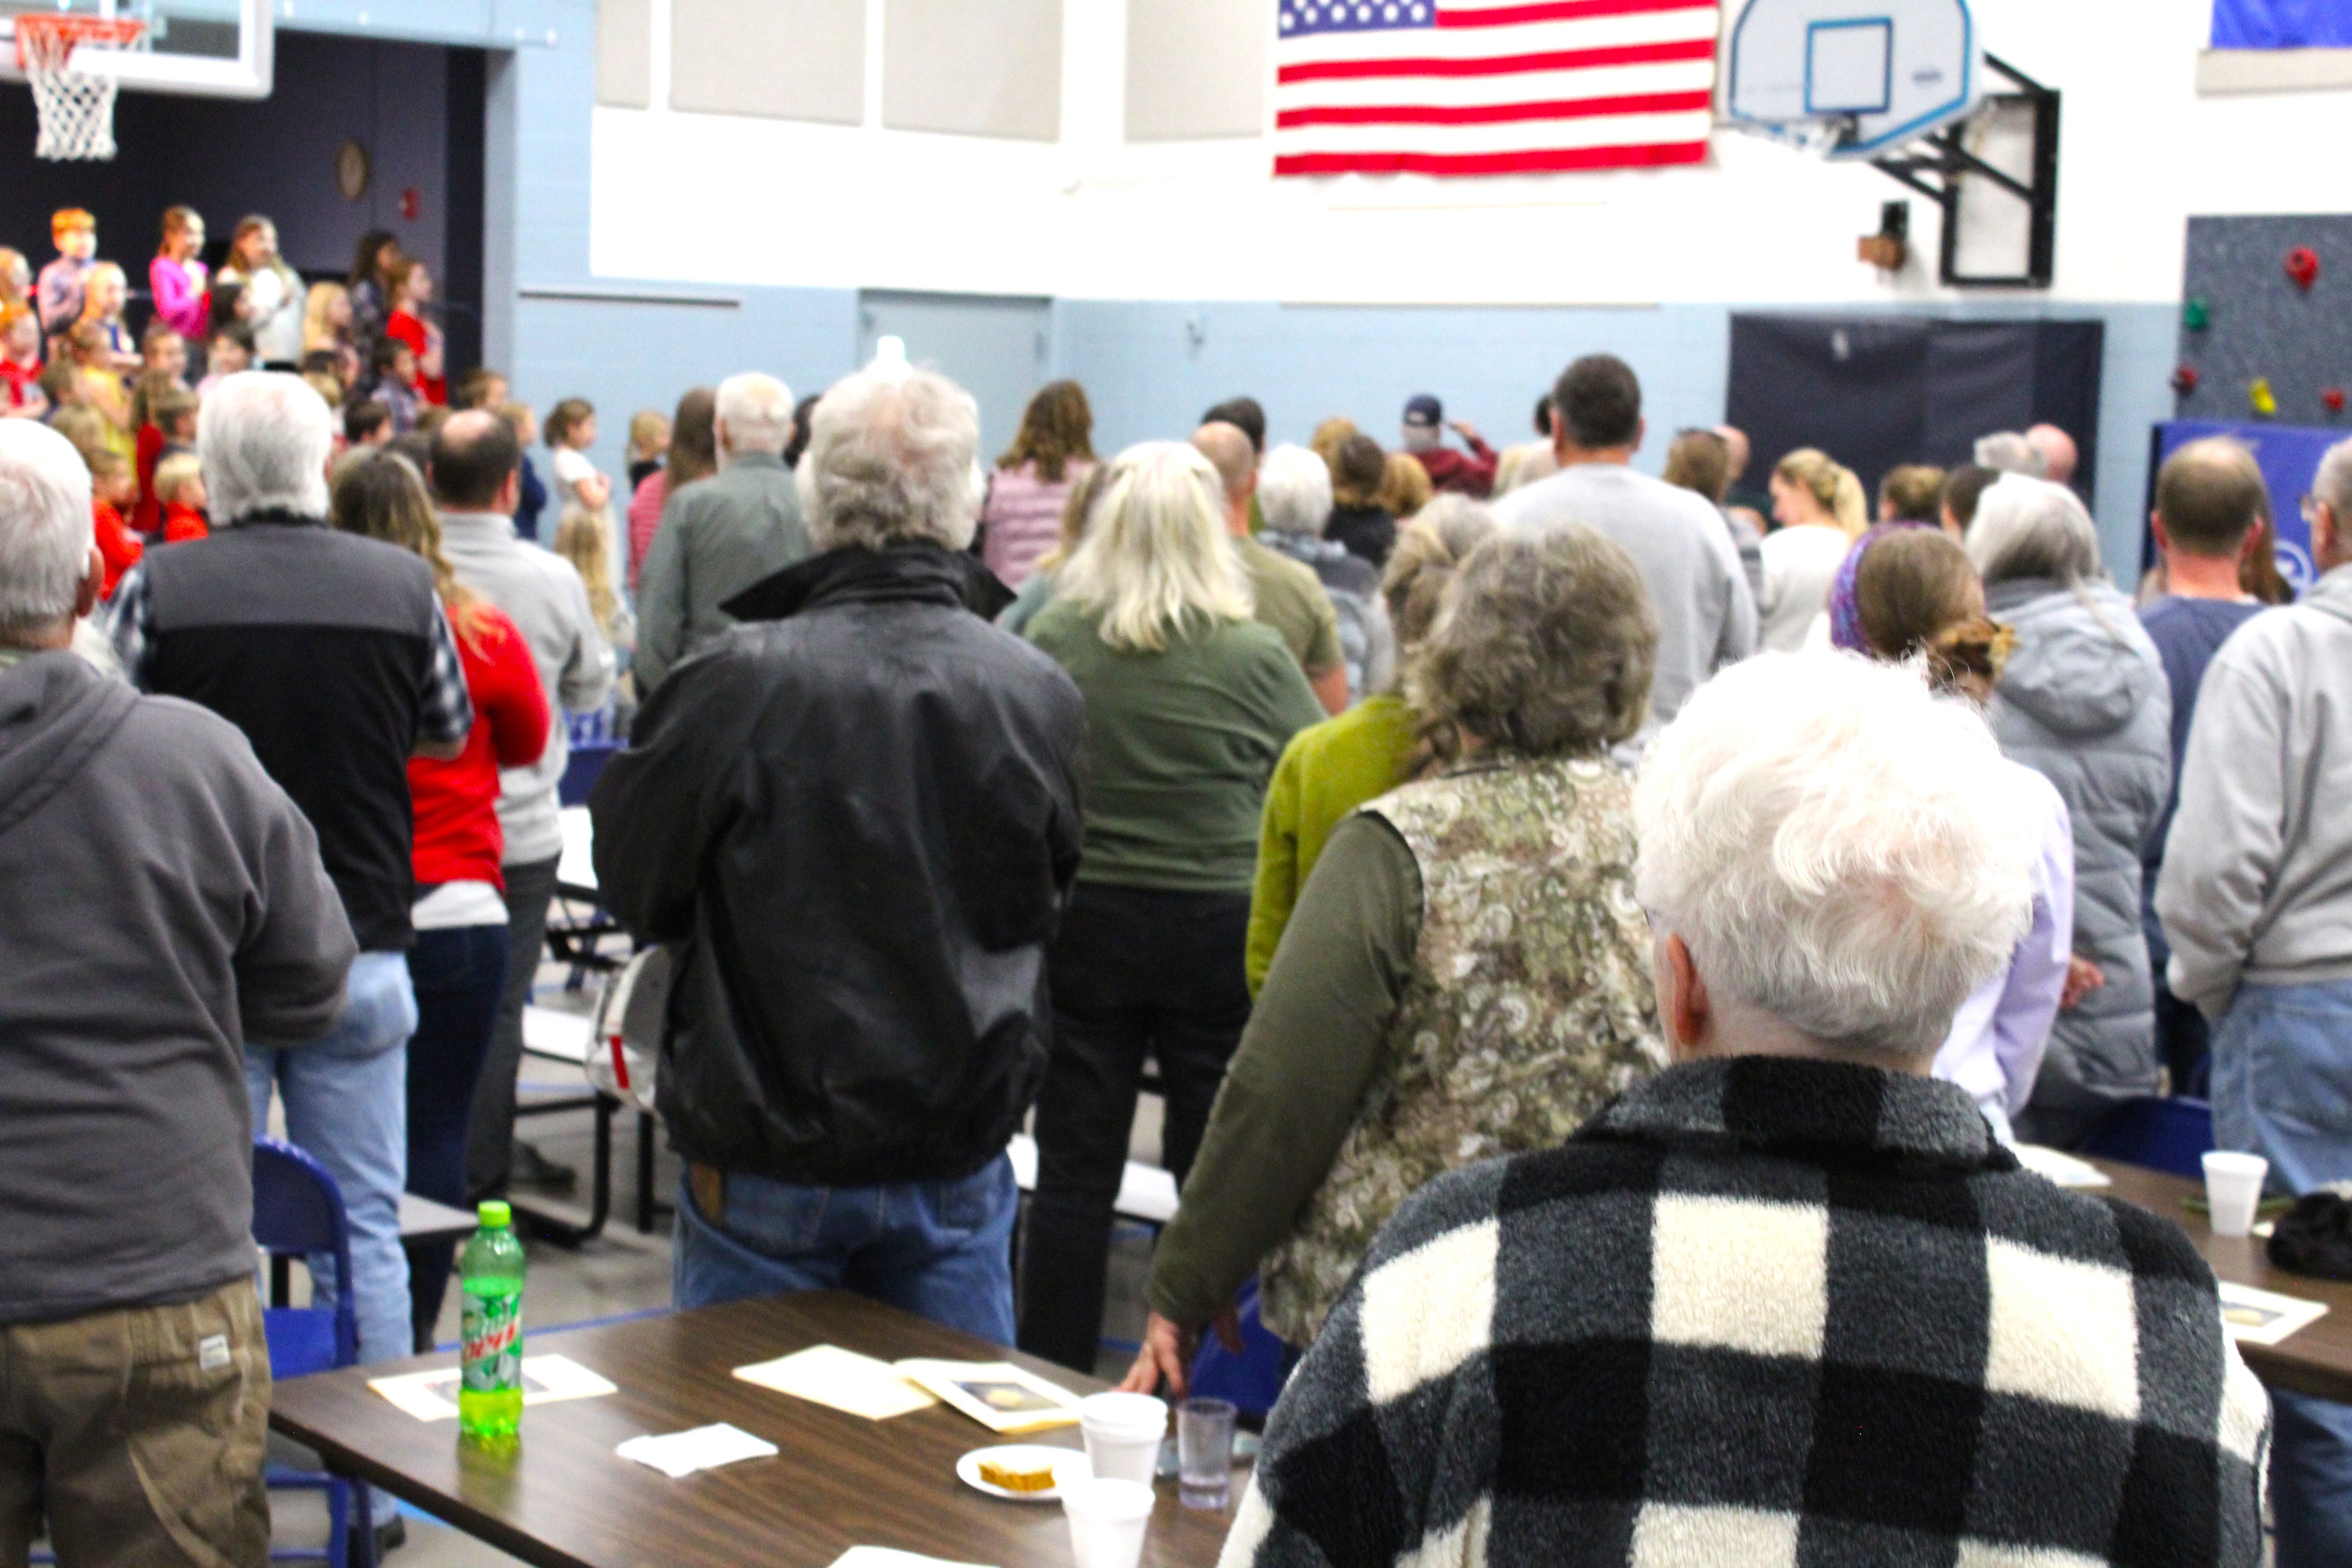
[1402,394,1442,428]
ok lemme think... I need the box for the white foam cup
[1077,1392,1166,1486]
[2203,1150,2269,1238]
[1061,1477,1155,1568]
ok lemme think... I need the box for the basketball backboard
[1723,0,1977,158]
[0,0,273,98]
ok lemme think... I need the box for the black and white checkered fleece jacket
[1223,1056,2270,1568]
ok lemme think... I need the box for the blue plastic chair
[2076,1096,2216,1180]
[558,739,620,808]
[252,1139,376,1568]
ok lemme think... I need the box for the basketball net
[14,15,145,162]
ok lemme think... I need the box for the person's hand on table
[2061,956,2106,1010]
[1118,1306,1242,1399]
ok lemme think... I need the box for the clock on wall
[336,140,372,202]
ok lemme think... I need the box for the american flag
[1272,0,1723,178]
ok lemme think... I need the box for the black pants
[464,854,560,1200]
[404,923,510,1350]
[1017,884,1254,1373]
[2155,974,2212,1096]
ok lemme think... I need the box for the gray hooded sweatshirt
[2158,564,2352,1013]
[1984,578,2173,1124]
[0,650,355,1323]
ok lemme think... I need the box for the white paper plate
[957,1445,1082,1503]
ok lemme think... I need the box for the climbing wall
[2175,214,2352,426]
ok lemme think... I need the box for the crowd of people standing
[0,263,2346,1562]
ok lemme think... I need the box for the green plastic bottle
[458,1200,525,1446]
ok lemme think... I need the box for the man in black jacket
[592,365,1085,1342]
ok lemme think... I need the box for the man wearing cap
[1399,394,1497,498]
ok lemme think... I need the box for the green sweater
[1027,598,1324,893]
[1245,693,1419,995]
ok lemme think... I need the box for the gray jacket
[2158,565,2352,1012]
[438,510,616,867]
[1986,578,2173,1119]
[0,651,354,1323]
[635,452,811,692]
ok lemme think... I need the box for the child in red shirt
[155,453,209,542]
[0,303,44,418]
[382,258,446,406]
[86,449,143,598]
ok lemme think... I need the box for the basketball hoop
[13,14,146,162]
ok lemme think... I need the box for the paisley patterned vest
[1257,753,1667,1345]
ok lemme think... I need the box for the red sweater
[162,501,209,543]
[93,502,142,599]
[407,603,549,891]
[385,309,447,407]
[133,422,167,536]
[1415,436,1499,499]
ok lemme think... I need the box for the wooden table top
[268,1293,1237,1568]
[2088,1157,2352,1403]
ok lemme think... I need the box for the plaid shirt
[1224,1057,2269,1568]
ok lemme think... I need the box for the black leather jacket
[591,545,1086,1186]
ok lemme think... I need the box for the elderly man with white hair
[108,371,471,1366]
[0,420,349,1565]
[1223,652,2269,1568]
[634,369,809,691]
[590,366,1085,1337]
[1255,442,1392,702]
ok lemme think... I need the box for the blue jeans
[247,950,417,1366]
[672,1155,1019,1344]
[2210,977,2352,1563]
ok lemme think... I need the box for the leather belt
[687,1161,725,1227]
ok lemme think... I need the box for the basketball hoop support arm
[1867,53,2059,288]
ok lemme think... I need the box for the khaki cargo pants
[0,1279,271,1568]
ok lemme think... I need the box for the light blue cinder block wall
[292,0,2176,578]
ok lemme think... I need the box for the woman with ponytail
[1758,446,1866,651]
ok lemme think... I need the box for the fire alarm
[401,186,421,221]
[2288,246,2321,291]
[2171,365,2200,395]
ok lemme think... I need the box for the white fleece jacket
[2158,564,2352,1013]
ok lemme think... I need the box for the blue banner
[2212,0,2352,48]
[2150,420,2334,593]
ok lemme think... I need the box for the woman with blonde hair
[1374,449,1432,521]
[1019,441,1325,1372]
[1757,446,1866,651]
[329,451,550,1351]
[1124,522,1666,1387]
[1308,415,1358,475]
[303,280,361,388]
[1244,495,1497,993]
[981,378,1097,589]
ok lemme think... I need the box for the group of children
[0,204,642,678]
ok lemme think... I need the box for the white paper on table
[368,1354,618,1421]
[2012,1145,2112,1189]
[2219,1281,2330,1346]
[733,1344,937,1420]
[830,1549,998,1568]
[616,1422,779,1478]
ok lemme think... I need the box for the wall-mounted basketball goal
[1,0,275,160]
[1723,0,2059,288]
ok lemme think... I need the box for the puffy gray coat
[1987,577,2173,1138]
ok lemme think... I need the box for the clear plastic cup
[1061,1476,1155,1568]
[2203,1150,2270,1238]
[1077,1392,1166,1486]
[1178,1397,1236,1510]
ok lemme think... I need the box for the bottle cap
[478,1200,512,1229]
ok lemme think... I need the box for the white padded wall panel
[595,0,653,109]
[882,0,1064,142]
[670,0,867,125]
[1125,0,1266,142]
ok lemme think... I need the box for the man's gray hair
[200,371,333,522]
[1966,473,2102,588]
[2316,435,2352,521]
[1257,444,1334,537]
[715,372,795,459]
[1974,431,2046,477]
[0,420,94,636]
[795,367,980,553]
[1636,652,2036,1057]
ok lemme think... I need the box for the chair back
[2077,1096,2216,1180]
[560,739,620,807]
[253,1138,358,1370]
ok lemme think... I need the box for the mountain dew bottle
[458,1201,525,1445]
